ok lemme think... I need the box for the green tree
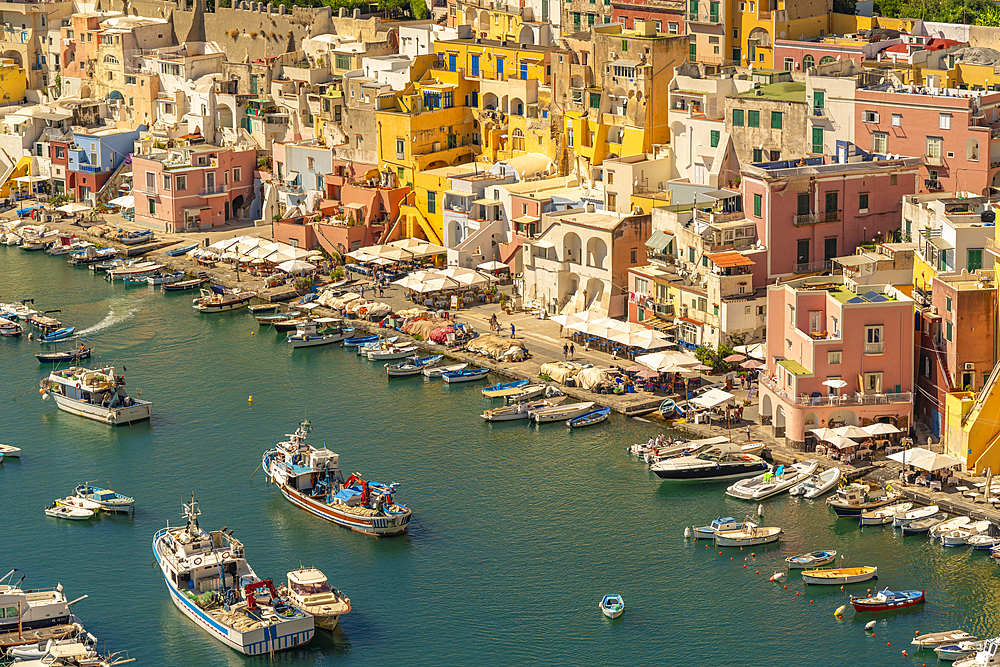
[975,4,1000,25]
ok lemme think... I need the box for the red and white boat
[851,588,925,612]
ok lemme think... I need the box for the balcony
[200,184,227,197]
[811,107,827,118]
[759,373,912,406]
[793,210,841,226]
[77,164,103,174]
[794,260,833,274]
[530,255,569,274]
[925,179,943,192]
[925,154,944,166]
[694,208,746,224]
[864,342,885,355]
[141,185,158,195]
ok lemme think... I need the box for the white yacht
[40,366,151,425]
[280,568,351,631]
[0,570,87,633]
[726,459,820,500]
[152,497,315,655]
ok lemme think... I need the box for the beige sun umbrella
[57,202,91,214]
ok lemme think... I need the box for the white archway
[586,237,608,269]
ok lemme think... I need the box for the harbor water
[3,247,1000,666]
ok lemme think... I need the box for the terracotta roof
[706,251,755,268]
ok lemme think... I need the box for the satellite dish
[879,77,885,84]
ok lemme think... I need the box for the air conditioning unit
[964,362,975,370]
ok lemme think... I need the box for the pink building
[773,40,866,73]
[758,275,914,446]
[740,157,922,277]
[133,145,256,232]
[854,87,1000,194]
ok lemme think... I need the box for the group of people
[488,313,516,338]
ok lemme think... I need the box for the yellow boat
[801,566,877,585]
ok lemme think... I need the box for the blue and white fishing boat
[386,354,444,378]
[287,319,353,349]
[75,481,134,514]
[40,365,151,425]
[355,337,398,355]
[40,326,74,342]
[165,243,198,257]
[599,594,624,619]
[442,368,490,384]
[117,229,153,245]
[567,406,611,428]
[481,379,529,398]
[153,497,315,655]
[343,334,378,347]
[658,398,677,417]
[68,246,117,265]
[692,516,741,540]
[785,550,837,569]
[262,421,411,536]
[147,271,185,285]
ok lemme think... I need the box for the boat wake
[74,306,137,337]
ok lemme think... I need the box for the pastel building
[759,275,915,446]
[133,145,256,232]
[67,125,145,203]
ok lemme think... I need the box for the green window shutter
[427,191,436,214]
[748,110,759,127]
[622,39,628,52]
[752,148,762,162]
[590,92,600,109]
[797,193,809,215]
[771,111,782,129]
[710,130,720,147]
[753,193,762,217]
[733,109,744,126]
[811,127,823,153]
[813,90,825,109]
[688,42,696,62]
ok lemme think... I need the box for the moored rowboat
[801,566,878,585]
[785,550,837,569]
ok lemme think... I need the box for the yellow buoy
[834,604,846,618]
[248,396,253,403]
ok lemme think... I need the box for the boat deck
[0,623,77,648]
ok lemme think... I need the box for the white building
[668,72,748,187]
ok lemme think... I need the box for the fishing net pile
[466,333,524,360]
[539,362,583,384]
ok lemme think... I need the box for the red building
[611,0,685,35]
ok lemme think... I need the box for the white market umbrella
[887,447,937,467]
[907,452,963,472]
[368,257,394,266]
[635,350,699,372]
[57,202,90,214]
[346,249,377,261]
[392,275,427,290]
[832,425,872,440]
[478,260,508,271]
[827,436,860,451]
[810,427,839,442]
[822,379,848,388]
[412,242,447,257]
[734,342,766,359]
[690,388,736,409]
[864,423,901,436]
[109,195,134,209]
[250,257,268,265]
[276,259,316,274]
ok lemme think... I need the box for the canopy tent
[276,259,316,274]
[734,342,766,359]
[109,195,134,209]
[209,237,242,251]
[368,256,394,266]
[864,423,901,436]
[690,388,736,409]
[346,248,377,261]
[832,425,871,440]
[478,260,509,271]
[888,448,962,471]
[608,328,672,350]
[436,266,489,287]
[635,350,700,372]
[57,202,90,214]
[826,436,860,451]
[822,379,848,388]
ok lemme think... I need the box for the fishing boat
[567,407,611,428]
[0,444,21,458]
[386,354,444,378]
[40,366,152,425]
[505,384,547,403]
[828,484,901,517]
[343,334,378,347]
[0,299,39,321]
[860,502,914,527]
[902,512,949,536]
[122,275,149,286]
[659,398,677,418]
[481,396,568,422]
[0,570,85,633]
[116,229,153,245]
[789,467,841,499]
[726,459,820,500]
[714,522,781,547]
[74,482,134,514]
[851,588,925,613]
[893,504,941,527]
[967,535,1000,550]
[152,497,315,655]
[165,242,198,257]
[256,310,301,325]
[43,502,94,520]
[366,344,419,361]
[940,520,993,547]
[27,311,62,331]
[650,443,769,481]
[279,568,350,631]
[785,550,837,569]
[107,262,163,279]
[931,516,973,540]
[913,631,979,648]
[481,379,529,398]
[287,319,353,349]
[248,304,279,315]
[530,401,596,424]
[36,345,92,363]
[936,641,985,662]
[442,368,490,383]
[39,327,75,342]
[6,632,98,660]
[692,517,742,540]
[162,277,208,292]
[193,287,257,313]
[599,594,624,619]
[0,317,22,337]
[68,246,117,265]
[262,420,411,536]
[424,363,468,378]
[800,566,878,585]
[147,271,185,285]
[355,337,398,354]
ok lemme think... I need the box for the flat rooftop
[733,81,805,102]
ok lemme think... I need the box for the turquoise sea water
[2,247,1000,666]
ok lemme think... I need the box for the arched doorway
[232,194,245,216]
[761,394,773,426]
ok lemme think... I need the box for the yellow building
[0,58,26,107]
[732,0,832,69]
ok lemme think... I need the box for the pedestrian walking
[569,343,575,359]
[510,323,515,339]
[746,425,751,441]
[360,285,365,299]
[563,343,569,361]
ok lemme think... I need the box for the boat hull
[195,296,254,313]
[830,497,897,516]
[153,537,314,655]
[801,569,878,585]
[51,393,151,425]
[652,461,768,481]
[288,333,348,348]
[714,531,780,547]
[274,483,410,537]
[442,371,489,383]
[851,592,925,613]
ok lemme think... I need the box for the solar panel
[846,296,868,304]
[869,294,888,302]
[861,291,882,301]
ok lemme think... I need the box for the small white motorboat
[424,363,467,378]
[599,594,624,619]
[930,516,973,540]
[505,384,547,403]
[692,516,741,540]
[529,401,596,424]
[44,503,94,520]
[967,535,1000,550]
[912,630,978,648]
[860,502,913,527]
[714,522,781,547]
[785,550,837,569]
[936,640,985,662]
[893,504,941,527]
[0,443,21,458]
[726,459,820,500]
[788,467,841,499]
[55,496,102,512]
[481,396,567,422]
[941,520,993,547]
[366,345,419,361]
[280,567,351,631]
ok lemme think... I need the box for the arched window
[103,54,119,64]
[512,128,524,152]
[819,56,835,66]
[968,137,980,161]
[803,55,814,69]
